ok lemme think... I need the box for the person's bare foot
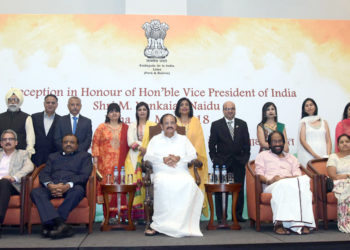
[144,228,159,236]
[302,227,310,234]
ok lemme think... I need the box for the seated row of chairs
[247,158,336,231]
[3,157,334,234]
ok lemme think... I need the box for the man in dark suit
[30,134,92,239]
[208,101,250,222]
[31,94,61,167]
[54,96,92,152]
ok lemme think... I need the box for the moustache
[5,143,11,146]
[166,127,174,130]
[8,104,19,112]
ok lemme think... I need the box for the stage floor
[1,221,350,250]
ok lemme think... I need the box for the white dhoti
[151,169,204,237]
[264,175,316,234]
[144,132,204,237]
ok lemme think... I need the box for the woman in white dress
[297,98,332,167]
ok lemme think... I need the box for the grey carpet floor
[0,221,349,249]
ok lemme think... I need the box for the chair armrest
[142,160,153,188]
[300,165,314,178]
[28,164,46,192]
[188,159,202,186]
[254,175,263,196]
[96,168,103,182]
[87,175,96,208]
[188,159,203,168]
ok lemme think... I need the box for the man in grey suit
[0,129,34,236]
[54,97,92,152]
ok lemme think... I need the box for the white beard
[7,104,20,112]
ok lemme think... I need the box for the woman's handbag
[325,177,334,193]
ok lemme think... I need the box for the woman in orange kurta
[92,103,129,218]
[175,97,209,217]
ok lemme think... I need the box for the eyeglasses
[1,138,16,142]
[8,98,19,103]
[224,108,235,111]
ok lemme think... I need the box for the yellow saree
[177,116,209,217]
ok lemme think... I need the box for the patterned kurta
[92,122,129,217]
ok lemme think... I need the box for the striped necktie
[227,120,234,140]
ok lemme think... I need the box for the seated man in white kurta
[255,131,315,235]
[143,114,204,237]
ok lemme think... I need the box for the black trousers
[30,185,85,224]
[0,179,19,224]
[214,159,245,220]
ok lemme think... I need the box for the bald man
[208,101,250,222]
[0,88,35,157]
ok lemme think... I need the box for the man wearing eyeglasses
[0,129,34,237]
[31,95,61,167]
[208,101,250,223]
[0,88,35,157]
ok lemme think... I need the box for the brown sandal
[274,225,290,235]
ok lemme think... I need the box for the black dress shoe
[237,216,247,222]
[42,224,53,238]
[49,223,74,239]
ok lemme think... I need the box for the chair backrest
[308,158,328,176]
[149,124,186,140]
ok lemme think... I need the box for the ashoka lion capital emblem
[142,19,169,58]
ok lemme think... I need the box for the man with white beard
[0,88,35,157]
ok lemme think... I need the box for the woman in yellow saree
[175,97,209,217]
[125,102,156,222]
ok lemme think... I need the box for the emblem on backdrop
[142,19,169,58]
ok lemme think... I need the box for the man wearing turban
[0,88,35,157]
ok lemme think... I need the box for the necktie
[227,121,234,140]
[72,116,78,134]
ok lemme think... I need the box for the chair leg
[250,219,255,228]
[256,220,261,232]
[144,199,151,230]
[88,223,93,234]
[28,223,32,234]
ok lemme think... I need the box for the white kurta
[264,175,316,234]
[144,132,204,237]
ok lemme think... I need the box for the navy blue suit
[54,114,92,152]
[30,151,92,224]
[31,112,61,167]
[209,117,250,219]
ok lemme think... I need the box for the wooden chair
[2,176,29,234]
[246,160,318,231]
[142,124,202,230]
[307,158,336,229]
[27,163,96,234]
